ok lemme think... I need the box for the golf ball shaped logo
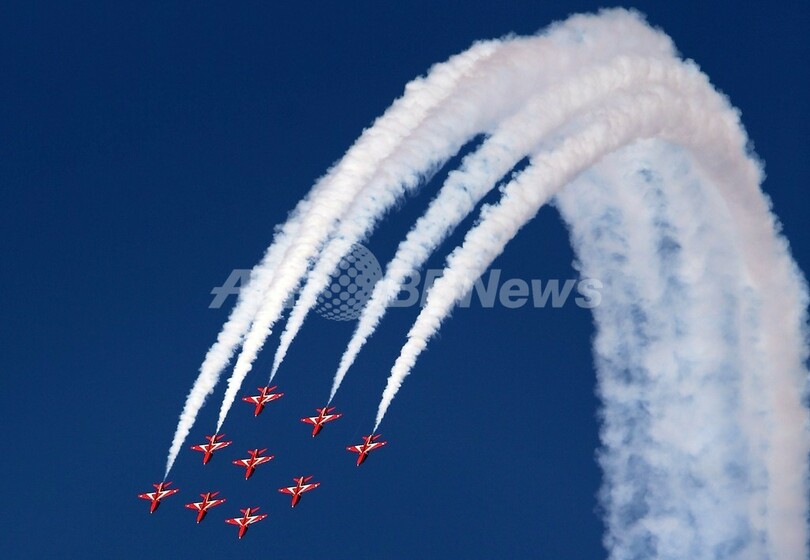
[314,244,382,321]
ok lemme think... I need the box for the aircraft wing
[246,513,268,524]
[299,482,320,494]
[210,441,232,452]
[242,396,260,405]
[234,455,272,468]
[154,488,179,500]
[226,517,246,527]
[301,416,318,425]
[188,498,225,511]
[139,488,177,502]
[346,445,364,454]
[278,486,296,495]
[366,441,387,452]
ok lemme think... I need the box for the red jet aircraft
[190,434,233,464]
[242,385,283,416]
[232,448,274,479]
[347,434,387,466]
[300,406,343,437]
[138,481,179,513]
[185,491,226,523]
[278,475,320,508]
[225,507,268,539]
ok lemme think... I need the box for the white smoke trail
[163,198,310,478]
[267,15,678,387]
[373,83,732,429]
[166,36,502,471]
[212,38,504,433]
[557,141,767,557]
[373,82,808,556]
[327,55,712,403]
[164,8,809,557]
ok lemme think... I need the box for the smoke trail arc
[163,37,504,467]
[211,37,506,434]
[264,11,679,396]
[372,82,808,556]
[163,197,310,478]
[555,142,769,557]
[328,54,715,404]
[159,9,808,558]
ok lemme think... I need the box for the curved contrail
[557,142,768,557]
[327,55,709,404]
[373,85,729,429]
[212,37,503,433]
[164,9,808,557]
[165,35,501,471]
[163,196,309,478]
[220,9,666,418]
[266,12,675,390]
[373,81,807,556]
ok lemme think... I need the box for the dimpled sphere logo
[314,244,382,321]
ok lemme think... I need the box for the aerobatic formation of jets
[139,386,388,539]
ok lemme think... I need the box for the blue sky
[1,2,807,557]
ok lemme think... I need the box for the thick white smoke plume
[164,37,501,454]
[210,39,506,434]
[372,79,730,426]
[163,9,808,558]
[556,142,770,557]
[372,82,809,556]
[270,12,677,394]
[163,198,309,478]
[329,55,712,403]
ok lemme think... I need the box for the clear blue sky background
[1,2,807,558]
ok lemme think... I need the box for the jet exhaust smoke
[162,9,808,557]
[329,55,714,404]
[164,37,502,464]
